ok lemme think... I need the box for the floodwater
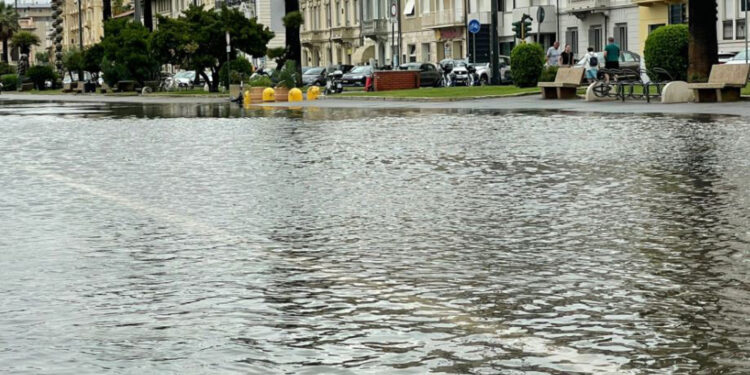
[1,101,749,374]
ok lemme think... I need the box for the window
[614,23,627,51]
[743,0,749,12]
[498,0,505,12]
[649,24,665,33]
[738,19,746,39]
[404,0,415,16]
[336,1,340,26]
[669,4,686,24]
[565,27,579,55]
[408,44,417,62]
[589,25,602,51]
[725,0,733,18]
[724,20,734,40]
[327,3,331,27]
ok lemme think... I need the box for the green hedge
[27,65,57,90]
[0,62,15,75]
[510,43,545,87]
[1,74,18,91]
[644,24,688,81]
[219,57,254,84]
[539,66,559,83]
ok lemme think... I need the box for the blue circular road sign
[468,19,481,34]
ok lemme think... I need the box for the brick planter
[373,71,420,92]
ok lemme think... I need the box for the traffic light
[522,21,532,40]
[512,21,521,39]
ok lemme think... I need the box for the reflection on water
[0,102,749,374]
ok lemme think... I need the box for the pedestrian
[558,44,574,67]
[604,37,620,70]
[578,47,600,84]
[546,41,561,67]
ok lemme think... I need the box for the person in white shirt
[546,41,561,67]
[577,47,601,84]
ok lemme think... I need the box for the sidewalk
[3,92,750,117]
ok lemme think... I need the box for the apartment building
[717,0,748,54]
[401,0,466,64]
[61,0,104,49]
[17,2,54,65]
[255,0,285,67]
[300,0,363,66]
[634,0,686,54]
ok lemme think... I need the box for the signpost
[536,7,545,44]
[391,0,398,67]
[468,19,480,64]
[226,31,231,99]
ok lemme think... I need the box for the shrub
[219,57,254,84]
[0,62,15,75]
[539,66,558,82]
[26,65,56,90]
[510,43,545,87]
[275,60,298,89]
[1,74,19,91]
[101,56,131,87]
[247,74,272,87]
[644,24,688,81]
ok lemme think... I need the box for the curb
[327,91,538,102]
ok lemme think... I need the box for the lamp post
[77,0,84,84]
[745,0,748,64]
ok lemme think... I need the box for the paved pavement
[3,93,750,117]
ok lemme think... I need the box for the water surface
[1,101,749,374]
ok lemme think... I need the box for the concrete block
[661,81,694,104]
[585,82,617,101]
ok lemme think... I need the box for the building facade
[15,2,55,65]
[61,0,104,49]
[717,0,748,54]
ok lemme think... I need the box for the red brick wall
[373,71,420,91]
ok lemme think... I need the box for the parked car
[449,60,478,86]
[719,51,738,64]
[341,65,373,87]
[471,55,512,85]
[575,50,641,71]
[326,64,354,75]
[302,67,327,86]
[726,50,749,64]
[398,62,442,87]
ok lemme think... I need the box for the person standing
[604,37,621,70]
[578,47,600,84]
[546,41,561,67]
[558,44,575,67]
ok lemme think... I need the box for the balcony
[568,0,609,12]
[361,18,389,39]
[331,26,359,41]
[300,30,327,44]
[422,9,465,29]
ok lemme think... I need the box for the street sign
[391,1,397,17]
[537,7,545,24]
[468,19,481,34]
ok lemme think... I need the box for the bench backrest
[555,67,585,85]
[708,64,750,85]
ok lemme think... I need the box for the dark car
[341,66,373,87]
[326,64,354,75]
[398,63,442,87]
[302,67,327,86]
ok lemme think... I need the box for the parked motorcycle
[325,70,344,95]
[449,61,479,87]
[439,59,455,87]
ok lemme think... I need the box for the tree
[11,31,40,55]
[100,18,159,85]
[62,48,84,80]
[0,2,19,63]
[35,51,50,66]
[688,1,718,82]
[151,5,274,92]
[83,44,104,80]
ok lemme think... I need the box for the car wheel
[480,75,488,86]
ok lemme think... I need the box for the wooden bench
[688,64,749,103]
[538,67,585,99]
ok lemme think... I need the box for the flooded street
[1,101,749,374]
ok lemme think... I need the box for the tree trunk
[103,0,112,22]
[688,0,718,82]
[2,38,8,63]
[285,0,302,86]
[144,0,153,31]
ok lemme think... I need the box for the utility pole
[78,0,84,83]
[489,0,499,84]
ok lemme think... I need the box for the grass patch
[9,89,65,95]
[146,89,224,97]
[340,85,538,98]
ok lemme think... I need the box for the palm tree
[284,0,302,86]
[11,31,40,75]
[0,2,20,63]
[688,0,718,81]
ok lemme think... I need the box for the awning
[352,45,375,65]
[403,0,415,16]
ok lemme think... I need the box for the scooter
[325,70,344,95]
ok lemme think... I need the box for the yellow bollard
[243,90,252,106]
[262,87,275,102]
[288,88,303,102]
[307,86,320,101]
